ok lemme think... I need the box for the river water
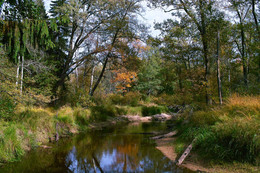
[1,122,194,173]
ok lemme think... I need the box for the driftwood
[176,139,196,165]
[151,131,177,140]
[40,145,52,149]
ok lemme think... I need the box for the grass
[0,105,93,164]
[141,105,168,117]
[175,94,260,165]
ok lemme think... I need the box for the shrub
[109,94,124,105]
[123,92,141,106]
[153,93,193,106]
[115,106,128,115]
[109,92,141,106]
[141,106,168,117]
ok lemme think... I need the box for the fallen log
[151,131,177,140]
[176,139,196,165]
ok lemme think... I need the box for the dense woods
[0,0,259,171]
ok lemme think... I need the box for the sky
[42,0,172,37]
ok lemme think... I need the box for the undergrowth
[176,95,260,165]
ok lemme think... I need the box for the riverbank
[0,104,173,165]
[153,95,260,172]
[0,95,259,173]
[154,134,259,173]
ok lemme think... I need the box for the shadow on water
[0,122,195,173]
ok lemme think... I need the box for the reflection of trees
[110,134,142,172]
[3,123,187,172]
[66,131,109,172]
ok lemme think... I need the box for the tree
[228,0,251,87]
[1,0,54,94]
[48,0,145,97]
[136,48,163,96]
[149,0,223,104]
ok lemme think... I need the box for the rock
[152,113,172,121]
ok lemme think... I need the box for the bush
[141,106,168,117]
[109,94,124,105]
[109,92,141,106]
[115,106,128,115]
[123,92,141,106]
[153,93,193,106]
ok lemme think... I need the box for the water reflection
[1,122,194,173]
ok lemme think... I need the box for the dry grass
[227,94,260,108]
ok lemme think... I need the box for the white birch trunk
[16,55,20,87]
[20,55,24,95]
[217,31,223,105]
[89,65,95,95]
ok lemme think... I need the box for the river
[0,122,194,173]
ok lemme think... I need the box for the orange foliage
[112,68,137,92]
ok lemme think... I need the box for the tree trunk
[199,0,211,105]
[178,65,183,91]
[16,55,20,87]
[89,55,109,96]
[241,27,248,87]
[75,67,79,90]
[252,0,259,36]
[217,31,223,105]
[202,35,211,105]
[20,55,24,95]
[89,64,95,95]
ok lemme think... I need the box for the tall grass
[177,95,260,165]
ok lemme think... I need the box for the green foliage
[141,106,168,117]
[0,94,16,121]
[90,105,117,121]
[115,106,128,116]
[73,108,90,127]
[109,94,124,105]
[123,92,141,106]
[109,92,141,106]
[136,48,163,95]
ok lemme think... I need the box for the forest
[0,0,259,172]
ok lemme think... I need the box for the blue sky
[43,0,172,37]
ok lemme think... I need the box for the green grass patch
[141,105,168,117]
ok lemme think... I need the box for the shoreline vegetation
[0,0,259,172]
[0,94,259,172]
